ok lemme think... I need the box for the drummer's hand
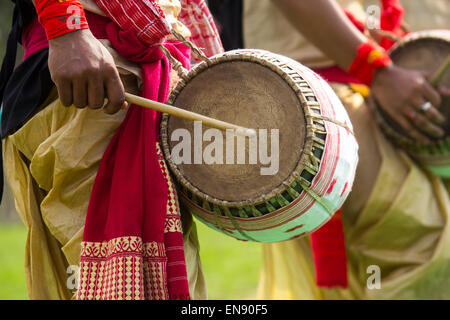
[48,29,127,114]
[371,64,445,144]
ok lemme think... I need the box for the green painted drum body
[160,49,359,242]
[374,30,450,177]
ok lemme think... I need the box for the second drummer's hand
[48,29,127,114]
[371,64,447,144]
[270,0,450,145]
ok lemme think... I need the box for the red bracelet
[347,41,392,86]
[35,0,89,40]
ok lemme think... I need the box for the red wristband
[35,0,89,40]
[347,41,392,86]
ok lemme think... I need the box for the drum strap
[310,114,355,136]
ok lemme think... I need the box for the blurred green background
[194,220,262,300]
[0,224,28,300]
[0,219,262,300]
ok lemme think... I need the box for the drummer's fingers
[401,111,432,144]
[438,85,450,96]
[103,71,126,114]
[412,97,445,125]
[421,71,450,97]
[420,78,442,107]
[408,109,445,138]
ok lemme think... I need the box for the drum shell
[161,50,359,242]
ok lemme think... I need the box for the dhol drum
[374,30,450,177]
[160,49,359,242]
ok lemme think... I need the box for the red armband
[35,0,89,40]
[347,41,392,86]
[380,0,407,50]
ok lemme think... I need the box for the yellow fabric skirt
[3,94,207,300]
[258,83,450,300]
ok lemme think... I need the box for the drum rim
[374,30,450,155]
[387,29,450,55]
[160,49,323,209]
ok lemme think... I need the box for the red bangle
[35,0,89,40]
[347,41,392,86]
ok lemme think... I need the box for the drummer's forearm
[271,0,367,70]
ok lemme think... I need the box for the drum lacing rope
[199,191,260,240]
[171,30,210,63]
[297,178,334,217]
[223,207,258,241]
[211,204,226,232]
[211,204,257,242]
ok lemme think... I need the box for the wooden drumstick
[431,54,450,87]
[124,92,256,137]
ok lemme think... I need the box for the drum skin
[160,49,359,242]
[375,30,450,177]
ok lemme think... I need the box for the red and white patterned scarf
[77,1,222,300]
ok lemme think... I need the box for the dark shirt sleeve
[0,0,53,138]
[0,0,54,203]
[207,0,244,51]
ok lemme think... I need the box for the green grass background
[0,224,28,300]
[0,220,262,300]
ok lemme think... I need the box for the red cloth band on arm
[347,41,392,86]
[380,0,406,50]
[35,0,89,40]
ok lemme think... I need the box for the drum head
[165,59,306,202]
[384,32,450,136]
